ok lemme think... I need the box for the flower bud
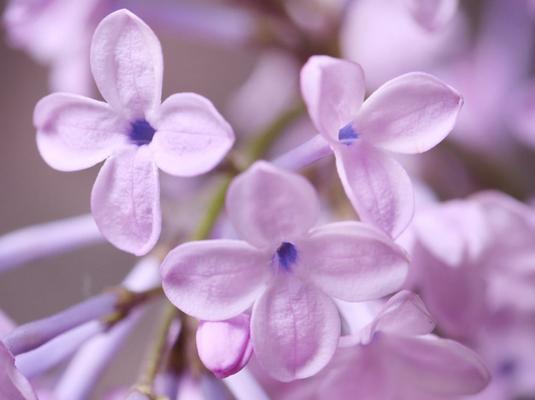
[196,314,252,378]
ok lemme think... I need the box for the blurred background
[1,0,535,397]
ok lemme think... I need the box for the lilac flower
[340,0,466,89]
[34,9,235,255]
[410,191,535,339]
[300,55,463,238]
[161,161,408,381]
[438,0,534,153]
[270,291,489,400]
[196,314,253,378]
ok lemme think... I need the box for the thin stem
[134,303,178,395]
[54,257,162,400]
[3,285,162,356]
[272,135,332,170]
[245,101,305,164]
[191,174,233,242]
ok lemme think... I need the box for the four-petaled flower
[161,161,409,381]
[33,9,235,255]
[300,55,463,238]
[280,291,490,400]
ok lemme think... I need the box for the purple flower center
[497,359,516,376]
[338,122,359,145]
[276,242,298,271]
[129,119,156,146]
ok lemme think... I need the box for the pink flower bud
[196,314,252,378]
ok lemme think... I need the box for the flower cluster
[1,1,535,399]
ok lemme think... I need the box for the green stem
[191,174,233,242]
[134,303,177,396]
[245,101,305,164]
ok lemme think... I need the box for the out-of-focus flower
[410,191,535,339]
[34,9,235,255]
[227,51,300,137]
[161,161,408,381]
[438,0,534,153]
[407,192,535,400]
[300,55,462,238]
[262,291,489,400]
[196,314,253,378]
[340,0,466,89]
[3,0,109,94]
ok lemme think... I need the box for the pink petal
[251,277,340,381]
[300,55,365,142]
[382,335,490,395]
[90,9,163,118]
[196,314,252,378]
[91,146,161,255]
[357,72,462,154]
[226,161,320,249]
[366,290,435,339]
[405,0,459,32]
[297,222,408,301]
[161,240,269,320]
[413,200,489,267]
[150,93,234,176]
[316,345,392,399]
[34,93,127,171]
[0,310,15,336]
[335,143,414,238]
[0,344,37,400]
[414,244,486,339]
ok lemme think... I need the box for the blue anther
[276,242,298,271]
[338,122,359,145]
[129,119,156,146]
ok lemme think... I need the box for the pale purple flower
[196,314,253,378]
[3,0,108,94]
[300,55,463,238]
[269,291,489,400]
[34,9,235,255]
[161,161,408,381]
[410,191,535,340]
[340,0,466,89]
[438,0,534,153]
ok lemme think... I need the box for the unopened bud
[196,314,253,378]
